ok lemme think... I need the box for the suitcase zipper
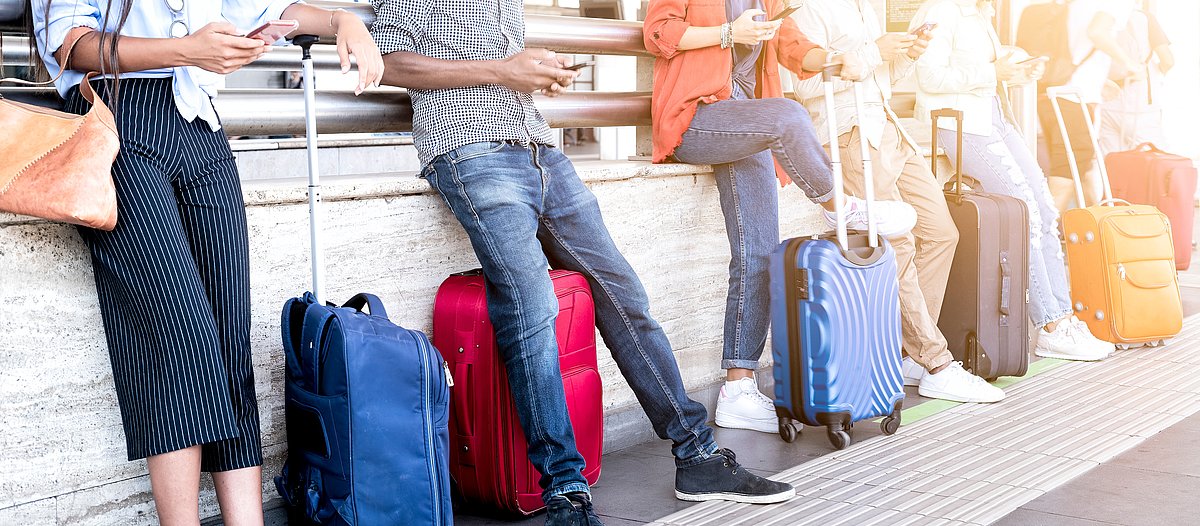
[1118,263,1127,281]
[417,337,445,524]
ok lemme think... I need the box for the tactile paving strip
[650,316,1200,526]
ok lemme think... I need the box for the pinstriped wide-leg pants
[65,78,261,471]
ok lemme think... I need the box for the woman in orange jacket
[644,0,918,434]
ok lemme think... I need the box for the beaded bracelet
[720,22,733,49]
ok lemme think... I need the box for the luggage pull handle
[295,34,326,303]
[930,108,967,202]
[1044,87,1116,208]
[821,65,880,250]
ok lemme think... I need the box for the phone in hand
[910,22,937,35]
[1016,55,1050,65]
[770,5,801,22]
[565,61,595,71]
[246,19,300,44]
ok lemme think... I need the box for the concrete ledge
[0,160,824,523]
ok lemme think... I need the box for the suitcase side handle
[999,252,1011,317]
[930,108,965,202]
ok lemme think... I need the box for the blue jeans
[424,141,718,502]
[939,99,1073,328]
[671,97,834,370]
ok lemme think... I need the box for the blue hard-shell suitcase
[770,74,905,450]
[769,235,905,449]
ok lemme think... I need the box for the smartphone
[1017,55,1050,65]
[246,20,300,44]
[770,5,801,21]
[565,61,595,71]
[910,22,937,35]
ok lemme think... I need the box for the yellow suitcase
[1049,89,1183,346]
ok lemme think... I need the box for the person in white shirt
[912,0,1115,363]
[1097,5,1173,154]
[1038,0,1139,212]
[791,0,1006,404]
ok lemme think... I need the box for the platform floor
[251,249,1200,526]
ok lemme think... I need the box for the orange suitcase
[1048,89,1182,347]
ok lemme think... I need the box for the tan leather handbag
[1,37,120,231]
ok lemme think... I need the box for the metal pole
[296,35,325,303]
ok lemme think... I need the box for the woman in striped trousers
[31,1,382,523]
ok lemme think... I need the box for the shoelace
[716,448,741,475]
[949,362,990,387]
[562,494,601,526]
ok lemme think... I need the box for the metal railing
[1,1,651,136]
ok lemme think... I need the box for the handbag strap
[1,27,93,87]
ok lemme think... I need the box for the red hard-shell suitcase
[432,269,602,515]
[1105,143,1197,270]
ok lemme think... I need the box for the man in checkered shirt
[372,1,796,523]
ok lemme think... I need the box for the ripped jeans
[938,98,1073,329]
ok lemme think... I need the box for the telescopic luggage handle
[1045,87,1115,208]
[821,65,880,251]
[930,108,967,202]
[294,34,326,303]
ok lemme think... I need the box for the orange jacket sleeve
[775,17,821,82]
[643,0,692,59]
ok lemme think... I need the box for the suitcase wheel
[827,425,852,450]
[880,408,902,436]
[778,419,801,443]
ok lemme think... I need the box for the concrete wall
[0,160,825,524]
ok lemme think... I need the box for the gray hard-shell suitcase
[932,109,1031,381]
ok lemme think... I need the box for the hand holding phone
[910,22,936,35]
[245,19,299,45]
[770,4,801,21]
[565,61,595,71]
[1016,55,1049,65]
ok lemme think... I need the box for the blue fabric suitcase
[276,293,453,525]
[770,73,905,449]
[274,36,452,525]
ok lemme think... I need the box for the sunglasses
[166,0,188,38]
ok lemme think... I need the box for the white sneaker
[1071,317,1116,357]
[823,195,918,237]
[901,357,925,387]
[714,377,777,433]
[1034,317,1111,361]
[918,362,1006,403]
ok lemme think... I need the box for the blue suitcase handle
[342,293,389,319]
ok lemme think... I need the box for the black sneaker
[675,448,796,504]
[545,492,605,526]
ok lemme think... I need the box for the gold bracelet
[329,8,346,29]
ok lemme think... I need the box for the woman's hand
[994,52,1025,83]
[331,10,385,95]
[180,22,268,74]
[731,10,783,46]
[876,32,915,61]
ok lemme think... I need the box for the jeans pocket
[446,141,506,165]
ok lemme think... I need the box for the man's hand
[497,49,578,94]
[906,29,931,60]
[829,52,868,82]
[876,32,915,61]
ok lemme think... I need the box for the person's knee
[756,98,811,129]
